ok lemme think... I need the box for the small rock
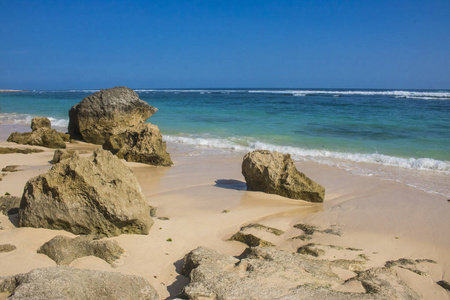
[0,244,16,253]
[0,147,44,154]
[437,280,450,292]
[8,128,66,149]
[229,232,274,247]
[0,195,21,215]
[52,149,79,164]
[1,165,22,172]
[31,117,51,131]
[38,235,124,266]
[242,150,325,202]
[103,123,172,166]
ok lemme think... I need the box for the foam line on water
[164,134,450,174]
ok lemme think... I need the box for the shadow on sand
[214,179,247,191]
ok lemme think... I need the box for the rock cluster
[103,123,173,166]
[68,87,157,145]
[0,266,159,299]
[19,148,153,237]
[242,150,325,202]
[68,86,172,166]
[38,235,124,266]
[7,117,68,149]
[180,246,421,299]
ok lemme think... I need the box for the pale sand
[0,137,449,299]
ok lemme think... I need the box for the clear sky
[1,0,449,90]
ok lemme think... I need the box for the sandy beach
[0,125,449,299]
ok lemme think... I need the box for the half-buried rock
[19,148,153,237]
[68,86,158,144]
[242,150,325,202]
[103,123,172,166]
[38,235,124,266]
[0,266,159,299]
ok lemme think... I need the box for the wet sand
[0,136,449,299]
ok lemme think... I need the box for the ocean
[1,88,449,196]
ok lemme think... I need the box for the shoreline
[0,134,449,299]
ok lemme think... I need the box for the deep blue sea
[1,88,449,196]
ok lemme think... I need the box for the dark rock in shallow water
[0,195,20,215]
[31,117,51,131]
[103,123,172,166]
[19,148,153,237]
[0,266,159,299]
[242,150,325,202]
[38,235,124,266]
[180,246,421,300]
[68,86,158,144]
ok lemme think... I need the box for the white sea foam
[247,90,450,99]
[164,134,450,174]
[0,113,69,130]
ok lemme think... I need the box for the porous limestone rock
[0,195,20,215]
[242,150,325,202]
[38,235,124,266]
[7,128,66,149]
[19,148,153,237]
[51,149,79,164]
[68,86,157,144]
[31,117,51,131]
[181,246,421,300]
[103,123,172,166]
[0,266,159,299]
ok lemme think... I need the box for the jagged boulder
[7,128,66,149]
[52,149,79,164]
[103,123,172,166]
[19,148,153,237]
[31,117,51,131]
[38,235,124,266]
[0,266,159,299]
[181,246,421,300]
[68,87,157,144]
[242,150,325,202]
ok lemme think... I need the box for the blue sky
[1,0,449,89]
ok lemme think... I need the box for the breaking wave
[164,134,450,174]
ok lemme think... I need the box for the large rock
[242,150,325,202]
[181,246,421,300]
[7,128,66,149]
[68,87,157,144]
[19,148,153,237]
[0,266,159,299]
[103,123,172,166]
[38,235,124,266]
[31,117,51,131]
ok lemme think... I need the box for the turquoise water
[0,89,449,174]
